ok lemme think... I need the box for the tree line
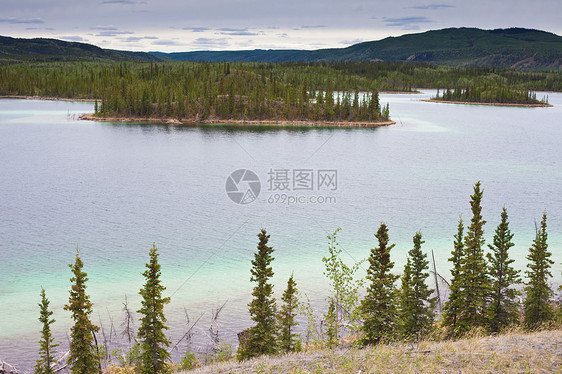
[2,61,562,123]
[33,182,560,373]
[434,85,549,105]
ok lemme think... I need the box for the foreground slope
[184,329,562,373]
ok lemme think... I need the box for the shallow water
[1,92,561,370]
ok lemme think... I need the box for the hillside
[160,27,562,69]
[0,35,161,63]
[182,329,562,373]
[2,28,562,69]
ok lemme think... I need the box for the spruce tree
[524,212,554,329]
[137,243,171,374]
[457,181,490,333]
[278,274,300,353]
[486,207,521,333]
[360,222,399,345]
[442,217,465,337]
[64,250,100,374]
[398,232,435,340]
[35,288,58,374]
[238,229,278,360]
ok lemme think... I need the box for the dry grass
[179,329,562,373]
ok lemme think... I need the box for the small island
[424,86,552,107]
[68,63,393,127]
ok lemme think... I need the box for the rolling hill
[0,35,161,63]
[1,28,561,69]
[158,28,562,69]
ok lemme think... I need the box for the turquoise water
[1,93,561,370]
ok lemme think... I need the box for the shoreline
[79,113,396,128]
[422,99,553,107]
[0,95,97,102]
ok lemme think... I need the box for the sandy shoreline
[422,99,553,107]
[0,95,97,102]
[79,113,396,127]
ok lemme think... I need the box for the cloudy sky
[2,0,561,52]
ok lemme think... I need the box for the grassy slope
[161,28,562,69]
[183,329,562,373]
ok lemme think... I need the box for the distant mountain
[2,28,561,69]
[157,28,562,70]
[0,35,161,63]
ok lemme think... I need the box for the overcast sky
[1,0,561,52]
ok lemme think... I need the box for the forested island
[426,85,552,107]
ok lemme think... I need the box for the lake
[1,92,561,370]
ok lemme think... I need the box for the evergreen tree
[486,207,521,333]
[457,181,490,333]
[137,243,171,374]
[360,222,399,345]
[35,288,58,374]
[64,250,100,374]
[238,229,278,360]
[524,212,554,329]
[398,232,435,341]
[442,217,465,337]
[278,274,300,353]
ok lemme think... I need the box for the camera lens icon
[225,169,261,204]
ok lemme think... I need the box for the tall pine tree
[137,243,171,374]
[278,274,300,353]
[360,222,399,345]
[64,250,100,374]
[35,288,58,374]
[457,181,490,333]
[398,232,435,341]
[524,212,554,329]
[442,218,465,337]
[238,229,278,360]
[486,207,521,333]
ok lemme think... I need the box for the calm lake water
[1,92,561,370]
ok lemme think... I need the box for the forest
[1,61,561,124]
[26,182,562,374]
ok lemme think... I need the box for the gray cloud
[383,16,433,27]
[410,4,454,10]
[119,36,158,42]
[90,26,118,31]
[151,39,186,46]
[301,25,326,29]
[0,17,44,24]
[219,31,258,36]
[340,38,363,45]
[100,0,145,4]
[96,31,134,36]
[59,35,87,42]
[217,27,248,32]
[192,37,230,47]
[182,27,210,32]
